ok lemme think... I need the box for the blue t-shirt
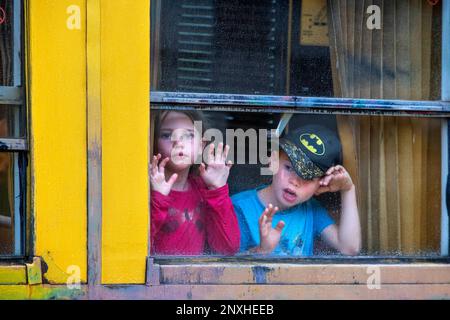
[231,186,334,256]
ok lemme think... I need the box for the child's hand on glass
[199,142,233,190]
[257,204,285,254]
[316,165,354,195]
[150,153,178,196]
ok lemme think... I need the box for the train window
[150,0,449,259]
[151,0,442,100]
[0,0,27,257]
[149,109,443,257]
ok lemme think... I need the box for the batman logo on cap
[300,133,325,156]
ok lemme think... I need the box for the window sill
[0,257,42,285]
[147,256,450,285]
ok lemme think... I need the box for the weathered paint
[2,0,450,301]
[3,281,450,300]
[0,265,27,285]
[151,92,450,117]
[0,285,85,300]
[112,284,450,300]
[251,266,271,284]
[87,0,102,287]
[25,257,42,285]
[156,263,450,285]
[78,283,450,300]
[101,0,150,284]
[29,0,87,284]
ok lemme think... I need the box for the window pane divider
[150,91,450,116]
[13,0,22,87]
[0,87,23,104]
[442,0,450,256]
[0,138,28,151]
[151,255,450,265]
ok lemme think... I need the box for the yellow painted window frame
[0,0,89,287]
[3,0,450,295]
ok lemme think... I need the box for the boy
[232,124,361,256]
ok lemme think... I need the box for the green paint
[0,285,87,300]
[26,258,43,285]
[0,266,27,285]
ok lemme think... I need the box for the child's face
[157,112,203,172]
[271,152,321,209]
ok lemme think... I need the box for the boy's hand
[257,204,285,254]
[199,142,233,190]
[316,165,354,195]
[150,154,178,196]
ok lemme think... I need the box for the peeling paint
[0,285,86,300]
[251,266,272,284]
[26,257,43,285]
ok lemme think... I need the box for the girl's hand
[316,165,354,195]
[150,154,178,196]
[257,204,285,254]
[199,142,233,190]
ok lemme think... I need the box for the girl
[150,110,240,255]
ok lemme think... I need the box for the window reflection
[0,0,13,86]
[151,0,442,100]
[0,152,14,255]
[0,104,21,138]
[150,111,442,256]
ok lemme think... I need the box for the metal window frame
[150,91,450,116]
[441,0,450,256]
[0,0,26,151]
[149,91,450,259]
[152,255,450,265]
[149,1,450,260]
[0,0,27,260]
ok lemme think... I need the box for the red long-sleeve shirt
[151,176,240,255]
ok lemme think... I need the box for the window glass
[149,110,442,257]
[0,152,18,255]
[0,0,14,86]
[0,104,23,138]
[0,0,24,257]
[151,0,442,100]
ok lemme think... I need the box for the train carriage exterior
[0,0,450,300]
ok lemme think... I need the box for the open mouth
[282,188,297,203]
[172,151,187,158]
[171,151,190,164]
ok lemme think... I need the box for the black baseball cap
[279,124,342,180]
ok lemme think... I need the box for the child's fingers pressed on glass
[215,142,223,162]
[151,156,157,175]
[159,157,170,173]
[199,163,206,175]
[275,221,285,232]
[260,213,268,228]
[266,205,278,219]
[326,165,339,175]
[151,155,157,169]
[223,144,230,162]
[207,143,215,164]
